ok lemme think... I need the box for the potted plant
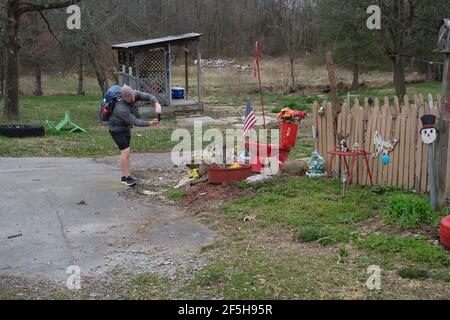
[277,108,308,148]
[202,145,253,184]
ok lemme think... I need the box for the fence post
[435,19,450,210]
[326,52,341,116]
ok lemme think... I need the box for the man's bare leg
[120,148,131,178]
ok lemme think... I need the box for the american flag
[243,100,257,136]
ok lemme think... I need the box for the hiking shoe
[121,176,137,187]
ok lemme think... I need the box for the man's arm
[134,91,162,114]
[115,105,150,128]
[134,91,158,104]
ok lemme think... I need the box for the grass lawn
[1,81,450,300]
[0,96,178,158]
[125,176,450,300]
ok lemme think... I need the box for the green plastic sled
[46,111,87,133]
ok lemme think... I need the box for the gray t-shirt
[109,91,158,132]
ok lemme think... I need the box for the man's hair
[121,85,135,99]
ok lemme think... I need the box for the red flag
[254,41,261,77]
[254,41,267,130]
[255,41,261,64]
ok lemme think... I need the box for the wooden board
[415,106,425,192]
[312,102,319,152]
[408,105,418,190]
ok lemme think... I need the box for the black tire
[0,125,45,138]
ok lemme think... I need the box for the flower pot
[440,216,450,249]
[207,165,253,184]
[280,122,299,148]
[245,142,291,174]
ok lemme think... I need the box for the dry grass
[15,57,424,98]
[171,56,424,93]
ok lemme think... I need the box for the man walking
[109,85,162,187]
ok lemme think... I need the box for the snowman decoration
[420,114,438,145]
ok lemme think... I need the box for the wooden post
[428,94,438,211]
[435,20,450,210]
[435,54,450,211]
[196,42,202,106]
[326,52,341,115]
[184,45,189,98]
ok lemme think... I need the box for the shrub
[296,227,332,246]
[382,194,434,229]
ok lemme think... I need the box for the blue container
[171,87,185,100]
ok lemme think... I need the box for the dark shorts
[109,130,131,151]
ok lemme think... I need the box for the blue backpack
[99,85,122,126]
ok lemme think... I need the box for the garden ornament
[306,151,326,178]
[373,131,398,162]
[337,133,350,152]
[420,114,438,145]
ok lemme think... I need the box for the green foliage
[169,189,187,202]
[296,227,332,246]
[357,235,450,268]
[270,95,318,114]
[381,194,438,229]
[432,272,450,283]
[220,176,392,244]
[397,268,430,280]
[0,96,178,157]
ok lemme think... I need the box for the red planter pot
[280,122,299,148]
[207,165,253,184]
[245,142,291,174]
[439,216,450,249]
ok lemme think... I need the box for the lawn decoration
[373,131,398,194]
[46,111,87,133]
[318,105,325,117]
[277,108,307,148]
[373,131,398,163]
[420,114,438,145]
[352,143,360,153]
[306,151,326,178]
[336,133,350,152]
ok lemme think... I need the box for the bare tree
[4,0,81,120]
[375,0,419,99]
[272,0,310,89]
[0,0,6,98]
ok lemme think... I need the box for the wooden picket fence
[312,94,449,195]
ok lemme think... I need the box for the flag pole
[255,42,267,130]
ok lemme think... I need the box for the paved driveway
[0,157,214,283]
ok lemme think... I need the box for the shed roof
[112,33,202,50]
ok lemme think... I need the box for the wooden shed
[112,33,203,115]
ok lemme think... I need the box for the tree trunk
[34,63,43,96]
[0,42,5,97]
[290,57,295,89]
[352,64,360,91]
[393,57,406,99]
[89,56,108,96]
[4,0,20,120]
[77,54,85,95]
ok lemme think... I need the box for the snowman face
[421,128,437,145]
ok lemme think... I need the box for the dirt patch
[357,216,441,243]
[181,182,256,212]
